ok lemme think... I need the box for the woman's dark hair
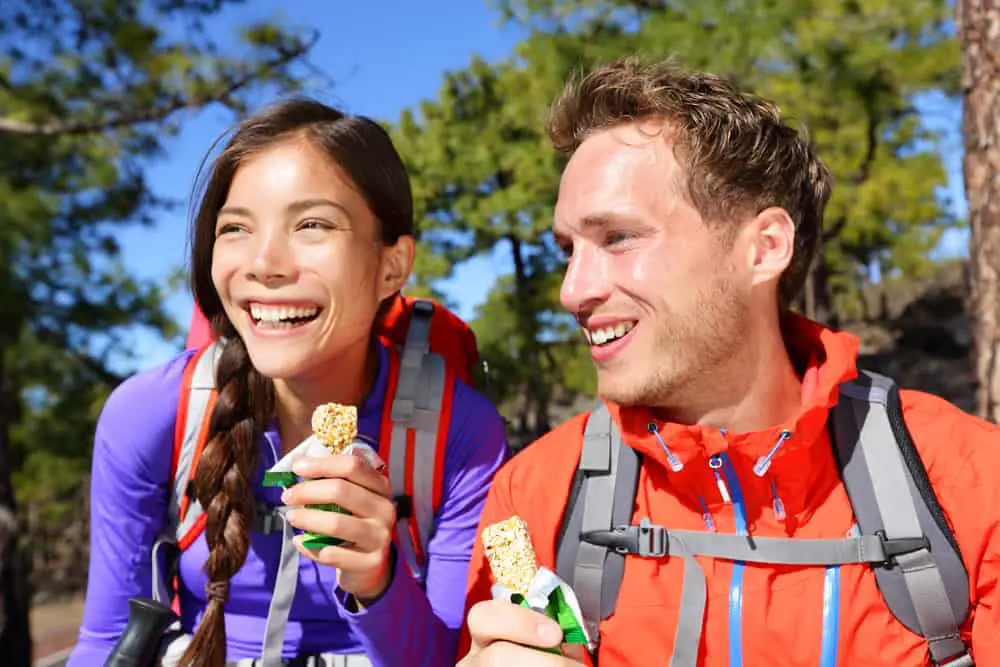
[181,98,413,666]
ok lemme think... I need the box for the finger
[473,641,578,667]
[292,454,392,497]
[283,477,395,522]
[285,508,390,552]
[560,644,587,662]
[294,536,389,572]
[467,600,564,651]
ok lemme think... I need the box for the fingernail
[537,621,562,645]
[292,459,311,475]
[280,489,291,504]
[285,510,298,524]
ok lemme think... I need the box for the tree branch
[0,31,317,137]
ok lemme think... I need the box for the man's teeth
[249,304,319,323]
[585,322,635,345]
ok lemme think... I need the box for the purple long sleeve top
[68,340,509,666]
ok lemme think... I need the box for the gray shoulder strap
[388,300,447,584]
[555,402,640,642]
[832,370,972,666]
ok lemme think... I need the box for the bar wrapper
[262,403,383,549]
[482,516,593,654]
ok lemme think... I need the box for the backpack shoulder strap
[383,299,453,584]
[554,402,640,643]
[832,369,972,667]
[169,341,222,547]
[151,341,221,605]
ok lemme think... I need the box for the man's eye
[606,231,632,245]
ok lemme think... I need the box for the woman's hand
[282,454,396,604]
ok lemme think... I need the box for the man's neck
[657,316,803,434]
[272,340,377,452]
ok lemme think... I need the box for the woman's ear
[378,235,415,301]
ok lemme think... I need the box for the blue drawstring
[753,430,792,476]
[647,422,684,472]
[770,478,786,521]
[697,495,717,532]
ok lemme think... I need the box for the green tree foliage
[0,1,316,660]
[495,0,961,322]
[392,56,585,438]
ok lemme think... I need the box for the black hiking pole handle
[103,597,180,667]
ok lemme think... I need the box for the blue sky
[116,1,969,372]
[119,1,526,370]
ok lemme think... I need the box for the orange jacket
[461,316,1000,665]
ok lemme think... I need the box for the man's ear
[378,235,415,301]
[746,207,795,287]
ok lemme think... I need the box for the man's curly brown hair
[547,56,833,308]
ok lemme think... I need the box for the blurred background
[2,0,997,664]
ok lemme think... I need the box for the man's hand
[458,600,587,666]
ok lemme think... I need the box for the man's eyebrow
[580,214,612,230]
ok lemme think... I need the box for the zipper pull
[708,454,731,504]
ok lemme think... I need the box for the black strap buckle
[581,517,668,558]
[394,495,413,518]
[875,530,930,566]
[412,299,435,317]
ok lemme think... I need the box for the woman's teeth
[249,304,320,328]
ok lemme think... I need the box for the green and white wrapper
[491,565,594,654]
[262,434,383,549]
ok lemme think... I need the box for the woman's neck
[271,339,379,452]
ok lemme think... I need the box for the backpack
[555,370,974,667]
[151,296,480,663]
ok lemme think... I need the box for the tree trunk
[0,347,31,666]
[958,0,1000,422]
[508,234,552,438]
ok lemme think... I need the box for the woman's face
[211,138,410,381]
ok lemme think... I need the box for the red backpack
[154,294,481,610]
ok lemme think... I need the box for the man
[457,57,1000,666]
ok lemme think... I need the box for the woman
[68,99,509,667]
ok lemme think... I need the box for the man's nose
[560,245,612,314]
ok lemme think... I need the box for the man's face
[553,121,751,408]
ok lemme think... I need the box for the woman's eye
[216,222,246,236]
[298,218,333,231]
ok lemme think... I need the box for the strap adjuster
[581,517,668,558]
[935,651,974,667]
[875,530,930,565]
[412,299,435,317]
